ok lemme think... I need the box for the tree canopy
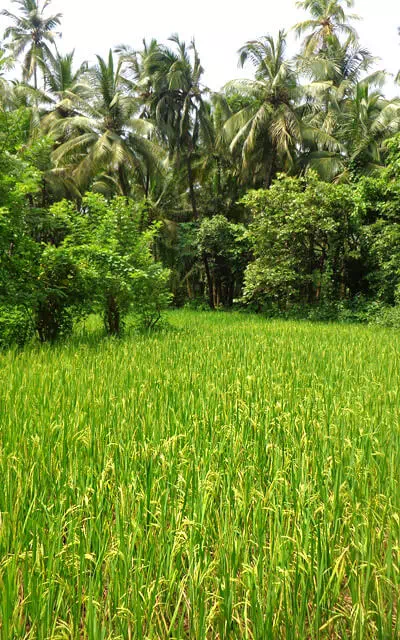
[1,0,400,344]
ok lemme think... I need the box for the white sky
[1,0,399,94]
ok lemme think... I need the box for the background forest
[1,0,400,346]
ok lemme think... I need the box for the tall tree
[116,39,170,202]
[42,49,87,95]
[223,31,302,187]
[343,78,400,174]
[40,49,89,135]
[197,94,243,215]
[2,0,62,89]
[294,0,359,55]
[299,40,400,179]
[47,50,163,197]
[144,35,212,218]
[0,47,14,108]
[298,39,375,179]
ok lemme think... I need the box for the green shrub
[371,304,400,328]
[131,264,172,329]
[0,306,34,349]
[34,246,92,342]
[242,174,359,308]
[254,297,385,325]
[62,194,172,335]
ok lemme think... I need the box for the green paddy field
[0,311,399,638]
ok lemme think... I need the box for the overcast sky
[1,0,399,94]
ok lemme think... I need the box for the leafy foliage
[1,0,400,328]
[198,215,250,308]
[242,173,361,306]
[2,0,62,88]
[61,193,171,334]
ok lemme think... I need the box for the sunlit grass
[0,310,399,639]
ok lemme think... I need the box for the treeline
[1,0,400,346]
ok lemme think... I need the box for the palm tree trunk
[118,165,130,199]
[216,157,222,196]
[187,154,198,219]
[203,253,215,309]
[145,164,150,199]
[265,153,275,188]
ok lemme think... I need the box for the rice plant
[0,311,399,639]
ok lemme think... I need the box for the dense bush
[34,245,91,342]
[61,193,172,335]
[198,215,251,309]
[370,304,400,328]
[241,173,361,307]
[0,190,171,347]
[130,264,172,329]
[241,168,400,318]
[0,306,34,349]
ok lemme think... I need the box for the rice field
[0,310,399,639]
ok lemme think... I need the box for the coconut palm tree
[0,47,14,107]
[294,0,359,56]
[299,37,375,93]
[343,79,400,173]
[115,39,173,201]
[223,31,302,187]
[300,79,400,180]
[47,50,163,197]
[2,51,85,139]
[42,49,87,95]
[198,95,242,209]
[39,49,89,136]
[298,38,400,180]
[297,38,373,178]
[2,0,62,89]
[116,39,159,117]
[143,35,212,218]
